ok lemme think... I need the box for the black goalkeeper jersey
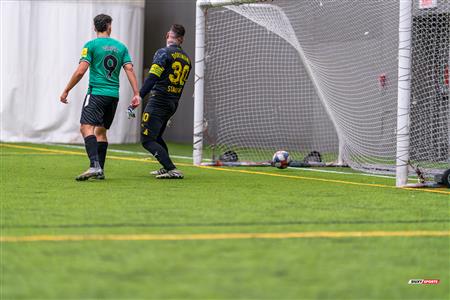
[142,44,191,109]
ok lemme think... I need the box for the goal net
[194,0,450,185]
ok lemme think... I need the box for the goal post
[194,0,271,166]
[194,0,450,187]
[193,1,206,166]
[396,0,413,187]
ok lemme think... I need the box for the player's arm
[60,61,90,104]
[127,69,158,119]
[123,63,141,108]
[140,49,167,99]
[139,73,159,99]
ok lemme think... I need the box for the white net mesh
[201,0,449,178]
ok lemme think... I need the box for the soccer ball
[272,150,291,169]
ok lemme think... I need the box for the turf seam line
[1,231,449,242]
[1,144,449,195]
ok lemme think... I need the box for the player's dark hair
[94,14,112,33]
[170,24,185,38]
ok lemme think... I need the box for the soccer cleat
[94,172,105,180]
[156,169,184,179]
[150,168,168,176]
[75,167,103,181]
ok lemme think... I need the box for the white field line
[53,143,400,180]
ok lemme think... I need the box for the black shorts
[80,94,119,129]
[140,100,175,141]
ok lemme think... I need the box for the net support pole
[193,2,207,165]
[396,0,413,187]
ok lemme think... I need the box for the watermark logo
[408,279,440,285]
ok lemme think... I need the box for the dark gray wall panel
[144,0,196,143]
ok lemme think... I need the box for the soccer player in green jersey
[60,14,141,181]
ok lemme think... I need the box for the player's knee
[80,124,94,137]
[141,137,158,154]
[141,131,156,145]
[95,127,107,141]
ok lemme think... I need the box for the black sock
[84,135,99,168]
[97,141,108,170]
[142,140,176,171]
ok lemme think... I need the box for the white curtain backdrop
[0,0,144,143]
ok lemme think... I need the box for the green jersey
[80,37,132,98]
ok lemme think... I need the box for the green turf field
[1,142,449,299]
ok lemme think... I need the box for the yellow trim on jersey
[81,48,88,58]
[149,64,164,77]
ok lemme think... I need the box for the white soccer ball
[272,150,291,169]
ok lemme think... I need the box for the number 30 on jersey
[169,61,190,86]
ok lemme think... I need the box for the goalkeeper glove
[127,105,136,119]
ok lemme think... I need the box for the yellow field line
[1,152,67,155]
[200,166,394,188]
[1,230,449,243]
[1,143,449,195]
[0,144,191,167]
[200,167,450,195]
[1,144,86,156]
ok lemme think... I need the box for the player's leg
[150,120,170,175]
[80,123,99,169]
[156,120,169,153]
[95,126,108,169]
[141,108,182,179]
[95,126,107,179]
[154,113,184,178]
[77,122,102,181]
[151,120,187,179]
[76,95,107,181]
[94,96,119,179]
[77,94,101,181]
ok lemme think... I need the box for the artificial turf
[1,143,448,299]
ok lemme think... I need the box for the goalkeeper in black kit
[133,24,191,179]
